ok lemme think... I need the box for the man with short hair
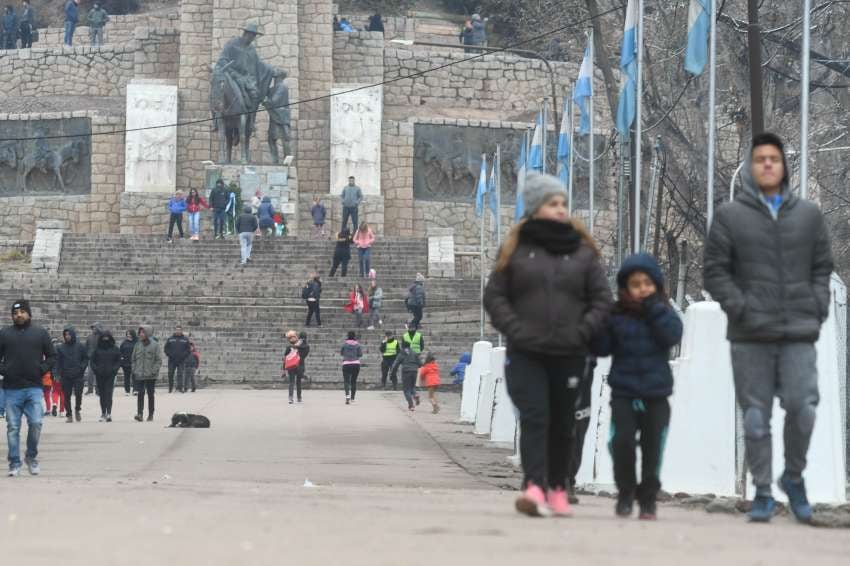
[164,326,191,393]
[63,0,78,46]
[340,176,362,232]
[236,205,258,265]
[86,1,108,47]
[704,132,834,524]
[0,300,56,476]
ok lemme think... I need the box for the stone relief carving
[125,83,178,193]
[330,85,382,195]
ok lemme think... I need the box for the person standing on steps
[419,352,441,414]
[401,326,424,355]
[91,330,121,423]
[225,183,239,236]
[344,284,368,328]
[56,325,87,423]
[303,272,322,327]
[704,132,833,525]
[340,176,363,232]
[0,300,56,477]
[283,330,303,404]
[132,326,161,422]
[186,188,210,241]
[352,222,375,278]
[84,322,102,395]
[405,273,426,330]
[119,329,137,396]
[379,330,399,390]
[390,343,421,411]
[166,190,187,242]
[484,173,612,518]
[329,228,352,277]
[164,326,191,393]
[209,179,229,240]
[236,205,258,265]
[258,196,276,236]
[311,197,327,239]
[340,331,362,405]
[591,254,683,521]
[366,279,383,330]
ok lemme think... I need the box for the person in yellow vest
[379,331,399,390]
[401,327,423,354]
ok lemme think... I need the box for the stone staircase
[0,235,488,389]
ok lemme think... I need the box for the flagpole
[588,28,595,236]
[634,0,645,253]
[800,0,811,199]
[496,144,503,348]
[707,0,717,228]
[541,99,548,175]
[568,85,575,215]
[479,152,486,340]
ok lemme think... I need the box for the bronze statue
[263,68,291,165]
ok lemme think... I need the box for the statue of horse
[210,63,254,164]
[16,139,86,193]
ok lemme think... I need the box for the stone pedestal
[330,84,382,196]
[427,227,455,278]
[124,79,178,193]
[31,220,65,272]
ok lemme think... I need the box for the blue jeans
[188,212,200,236]
[342,206,358,232]
[5,387,43,469]
[358,247,371,276]
[63,21,76,46]
[239,232,254,264]
[213,209,226,236]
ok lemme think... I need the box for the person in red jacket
[418,352,441,414]
[186,188,210,241]
[343,284,369,328]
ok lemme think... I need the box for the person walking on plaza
[63,0,78,46]
[390,343,421,411]
[344,283,369,328]
[419,352,441,414]
[166,190,187,242]
[591,254,683,520]
[329,228,352,277]
[186,188,209,241]
[406,273,426,330]
[83,322,102,395]
[119,329,137,395]
[352,222,375,277]
[44,366,64,418]
[297,331,309,390]
[132,326,161,422]
[18,0,33,48]
[91,330,121,422]
[86,2,108,46]
[302,272,322,327]
[366,279,383,329]
[340,176,363,231]
[379,330,399,390]
[209,179,229,240]
[283,331,301,404]
[164,326,191,393]
[0,300,56,476]
[340,331,362,405]
[484,173,612,518]
[401,325,424,355]
[56,325,87,422]
[2,6,17,49]
[236,205,258,265]
[704,132,834,524]
[311,197,327,239]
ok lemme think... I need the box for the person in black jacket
[329,228,352,277]
[119,329,137,395]
[0,300,56,476]
[84,322,103,395]
[302,273,322,326]
[91,330,121,422]
[209,179,229,239]
[592,253,683,520]
[236,205,259,265]
[56,325,88,423]
[283,330,303,404]
[297,331,310,387]
[164,326,191,393]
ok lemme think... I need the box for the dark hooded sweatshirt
[56,326,89,382]
[91,331,122,378]
[0,318,57,390]
[120,331,137,369]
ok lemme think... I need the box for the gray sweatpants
[730,342,819,488]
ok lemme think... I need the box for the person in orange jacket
[418,352,441,414]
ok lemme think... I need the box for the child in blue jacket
[166,190,187,242]
[593,253,683,521]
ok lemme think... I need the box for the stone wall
[35,12,180,47]
[133,27,181,81]
[333,32,384,85]
[0,113,124,240]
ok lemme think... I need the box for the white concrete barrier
[459,341,493,423]
[575,356,615,489]
[490,348,517,443]
[474,348,505,435]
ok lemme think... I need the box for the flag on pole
[488,154,500,238]
[529,114,544,173]
[616,0,639,135]
[557,97,571,190]
[515,132,527,221]
[573,42,594,134]
[685,0,710,75]
[474,154,488,217]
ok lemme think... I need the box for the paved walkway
[2,390,848,565]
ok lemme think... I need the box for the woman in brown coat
[484,173,611,518]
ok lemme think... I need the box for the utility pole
[747,0,765,135]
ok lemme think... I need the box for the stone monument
[124,80,178,193]
[330,84,382,195]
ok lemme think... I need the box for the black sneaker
[147,414,154,422]
[51,406,57,417]
[638,500,657,520]
[615,496,634,517]
[75,411,81,422]
[134,414,143,422]
[567,484,579,505]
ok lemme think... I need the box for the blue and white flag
[515,132,527,221]
[616,0,638,136]
[529,114,544,173]
[685,0,710,76]
[474,154,488,217]
[488,155,500,238]
[557,98,571,190]
[573,42,594,135]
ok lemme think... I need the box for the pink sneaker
[547,489,573,517]
[515,483,552,517]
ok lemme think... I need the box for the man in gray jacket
[340,176,363,232]
[704,132,833,524]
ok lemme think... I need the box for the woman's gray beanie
[523,173,568,218]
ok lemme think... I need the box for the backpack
[284,348,301,371]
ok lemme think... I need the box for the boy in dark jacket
[119,329,137,394]
[593,253,683,520]
[56,325,88,422]
[390,343,422,411]
[91,331,121,422]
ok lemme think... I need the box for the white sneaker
[366,326,375,330]
[25,459,40,476]
[8,467,20,477]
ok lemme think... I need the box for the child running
[391,343,422,411]
[592,253,683,520]
[340,331,362,405]
[419,352,441,414]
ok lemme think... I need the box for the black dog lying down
[169,413,211,428]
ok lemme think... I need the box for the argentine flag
[557,98,571,190]
[616,0,638,136]
[515,132,528,221]
[685,0,710,76]
[488,155,500,238]
[572,43,593,135]
[529,114,544,173]
[474,154,488,217]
